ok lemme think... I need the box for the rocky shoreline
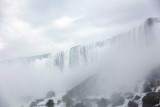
[26,67,160,107]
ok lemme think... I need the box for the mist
[1,0,160,107]
[0,18,160,107]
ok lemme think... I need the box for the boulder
[29,99,44,107]
[143,84,152,93]
[133,95,141,100]
[46,99,54,107]
[124,92,134,99]
[142,92,159,106]
[128,101,138,107]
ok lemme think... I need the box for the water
[0,17,160,106]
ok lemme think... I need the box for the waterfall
[1,17,160,72]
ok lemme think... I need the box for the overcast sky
[0,0,159,60]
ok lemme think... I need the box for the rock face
[141,67,160,107]
[27,65,160,107]
[66,74,99,99]
[143,67,160,92]
[64,66,160,107]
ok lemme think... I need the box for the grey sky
[0,0,159,60]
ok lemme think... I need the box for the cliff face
[65,66,160,107]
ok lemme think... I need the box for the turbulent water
[1,41,107,72]
[0,17,160,107]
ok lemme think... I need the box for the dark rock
[124,92,134,99]
[29,99,44,107]
[150,79,160,88]
[145,67,160,90]
[74,103,85,107]
[146,18,154,26]
[46,99,54,107]
[146,92,160,97]
[128,101,138,107]
[62,95,74,107]
[46,91,55,98]
[143,84,152,93]
[142,92,160,106]
[133,95,141,100]
[29,101,36,107]
[127,95,134,100]
[97,98,109,107]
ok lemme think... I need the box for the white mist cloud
[0,42,6,50]
[53,16,84,28]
